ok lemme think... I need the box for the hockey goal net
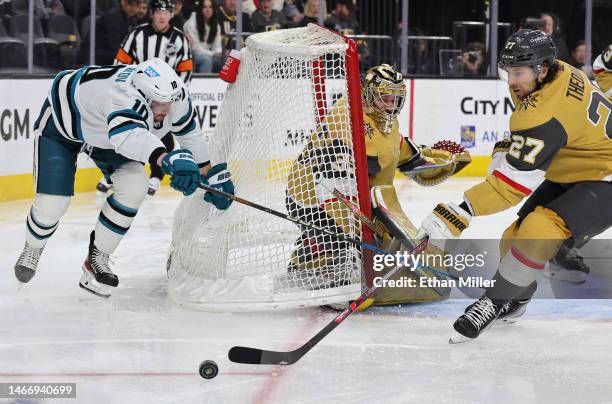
[168,24,372,311]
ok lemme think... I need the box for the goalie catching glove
[202,163,234,210]
[161,149,201,196]
[398,140,471,186]
[416,202,472,250]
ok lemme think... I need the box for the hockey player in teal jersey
[14,58,233,298]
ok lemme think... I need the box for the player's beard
[154,114,166,124]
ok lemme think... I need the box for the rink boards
[0,77,513,201]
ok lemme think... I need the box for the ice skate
[79,232,118,298]
[544,245,590,284]
[450,296,502,343]
[464,297,530,324]
[14,242,45,283]
[497,298,530,324]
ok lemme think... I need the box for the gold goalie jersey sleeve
[465,61,612,216]
[364,114,417,187]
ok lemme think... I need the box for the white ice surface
[1,178,611,404]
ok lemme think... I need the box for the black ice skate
[497,298,530,324]
[464,297,530,324]
[79,232,118,298]
[450,296,502,343]
[544,245,590,284]
[14,242,45,283]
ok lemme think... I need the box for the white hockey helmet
[131,58,183,104]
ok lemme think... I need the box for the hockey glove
[487,139,512,175]
[202,163,234,210]
[161,149,200,196]
[416,202,471,251]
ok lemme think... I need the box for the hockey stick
[319,184,386,238]
[227,237,429,365]
[321,183,457,280]
[198,182,455,280]
[400,160,454,175]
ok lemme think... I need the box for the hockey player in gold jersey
[417,30,612,341]
[545,43,612,283]
[286,64,471,306]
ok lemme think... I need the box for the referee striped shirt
[115,23,193,85]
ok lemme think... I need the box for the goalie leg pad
[94,162,148,254]
[369,185,451,305]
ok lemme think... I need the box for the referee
[111,0,194,195]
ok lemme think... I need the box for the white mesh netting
[168,25,367,311]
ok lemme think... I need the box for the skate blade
[79,282,111,298]
[497,317,518,324]
[79,268,112,298]
[543,266,587,284]
[449,332,475,344]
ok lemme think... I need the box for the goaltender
[286,64,471,307]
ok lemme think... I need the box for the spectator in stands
[181,0,198,18]
[170,0,186,30]
[324,0,360,36]
[299,0,324,26]
[217,0,252,55]
[462,42,487,76]
[0,0,10,16]
[35,0,66,20]
[96,0,117,14]
[569,40,587,69]
[407,29,435,75]
[282,0,304,25]
[540,12,569,62]
[250,0,289,32]
[324,0,369,70]
[184,0,222,73]
[134,0,149,24]
[243,0,271,16]
[78,0,140,65]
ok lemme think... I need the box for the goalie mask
[362,64,406,134]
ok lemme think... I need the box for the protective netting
[168,25,366,311]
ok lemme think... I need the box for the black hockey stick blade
[228,239,429,366]
[228,346,300,365]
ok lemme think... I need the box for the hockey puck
[198,360,219,379]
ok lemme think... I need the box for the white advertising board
[411,79,513,155]
[0,77,512,177]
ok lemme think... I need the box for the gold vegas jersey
[465,60,612,216]
[287,98,417,208]
[363,110,417,187]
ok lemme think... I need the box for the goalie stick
[198,182,454,280]
[227,237,429,365]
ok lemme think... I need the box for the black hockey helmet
[498,29,556,69]
[150,0,173,11]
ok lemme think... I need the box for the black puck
[199,360,219,379]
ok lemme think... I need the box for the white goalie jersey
[42,64,208,164]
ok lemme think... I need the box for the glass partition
[0,0,607,77]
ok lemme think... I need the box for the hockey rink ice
[1,177,612,404]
